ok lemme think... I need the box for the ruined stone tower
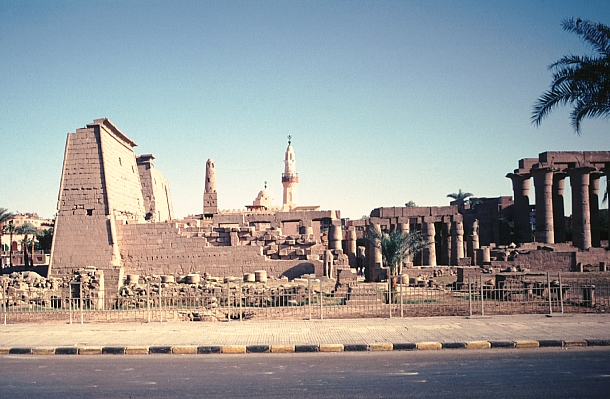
[282,136,298,211]
[203,158,218,217]
[137,154,174,222]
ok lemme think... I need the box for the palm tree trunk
[9,230,13,268]
[30,238,35,268]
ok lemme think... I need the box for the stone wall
[116,222,323,282]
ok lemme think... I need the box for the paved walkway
[1,314,610,352]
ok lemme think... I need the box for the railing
[1,274,609,324]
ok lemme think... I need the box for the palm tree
[447,189,474,210]
[365,225,430,281]
[532,18,610,134]
[6,222,15,267]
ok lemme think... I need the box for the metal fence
[1,273,609,324]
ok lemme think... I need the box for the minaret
[203,158,218,217]
[282,136,298,211]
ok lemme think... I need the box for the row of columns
[366,220,467,268]
[508,166,606,250]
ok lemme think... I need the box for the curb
[1,340,607,355]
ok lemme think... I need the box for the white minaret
[282,136,298,211]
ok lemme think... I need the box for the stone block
[270,345,295,353]
[319,344,344,352]
[125,346,149,355]
[172,346,198,354]
[465,341,491,350]
[221,345,246,354]
[79,347,103,355]
[416,342,442,350]
[369,343,393,351]
[514,340,539,348]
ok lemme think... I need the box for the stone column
[569,167,595,250]
[422,221,436,266]
[506,172,532,244]
[552,172,567,243]
[590,172,601,248]
[467,220,479,265]
[441,221,451,266]
[532,166,554,244]
[346,227,357,268]
[328,223,342,250]
[450,220,464,265]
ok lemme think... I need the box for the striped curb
[514,340,540,348]
[1,340,609,355]
[563,340,587,347]
[149,346,172,354]
[466,341,491,350]
[246,345,270,353]
[32,347,56,355]
[490,341,515,348]
[79,347,103,355]
[393,343,417,351]
[295,344,318,352]
[319,344,344,352]
[197,346,221,354]
[9,348,31,355]
[587,339,610,346]
[370,343,393,351]
[538,340,563,347]
[270,345,295,353]
[221,345,246,354]
[442,342,467,349]
[56,347,78,355]
[102,347,125,355]
[344,344,368,352]
[172,346,198,355]
[416,342,442,350]
[125,346,149,355]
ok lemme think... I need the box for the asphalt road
[1,348,609,398]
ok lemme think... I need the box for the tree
[16,222,38,269]
[6,222,15,267]
[0,208,15,265]
[405,201,417,207]
[365,224,430,280]
[447,189,474,210]
[36,228,53,252]
[532,18,610,134]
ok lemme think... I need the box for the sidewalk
[1,314,610,354]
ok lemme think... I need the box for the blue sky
[1,0,609,220]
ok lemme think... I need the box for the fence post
[558,271,564,314]
[80,282,84,325]
[468,277,472,317]
[388,277,392,319]
[159,282,163,323]
[226,280,230,322]
[147,281,151,323]
[69,284,73,325]
[308,278,312,321]
[400,277,403,318]
[547,271,552,315]
[3,280,6,325]
[319,279,323,320]
[480,275,484,317]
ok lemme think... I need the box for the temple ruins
[44,120,609,298]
